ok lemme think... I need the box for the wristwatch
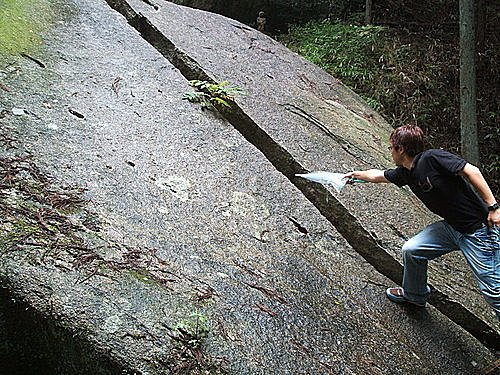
[488,202,500,211]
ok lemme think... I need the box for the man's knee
[402,239,419,256]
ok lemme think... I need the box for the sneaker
[386,287,426,307]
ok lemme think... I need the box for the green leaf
[212,97,231,108]
[182,92,206,103]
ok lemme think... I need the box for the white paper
[295,171,349,193]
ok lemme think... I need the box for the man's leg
[460,226,500,319]
[399,221,458,304]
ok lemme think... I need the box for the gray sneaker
[386,287,426,307]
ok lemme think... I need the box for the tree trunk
[365,0,373,24]
[459,0,479,165]
[476,0,485,55]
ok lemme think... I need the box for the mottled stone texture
[0,0,497,373]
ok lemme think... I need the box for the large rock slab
[112,0,499,338]
[0,0,497,373]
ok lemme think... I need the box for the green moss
[128,269,156,285]
[12,218,39,233]
[0,218,41,251]
[0,0,53,55]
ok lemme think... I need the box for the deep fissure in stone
[0,286,132,375]
[103,0,499,351]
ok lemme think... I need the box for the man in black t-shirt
[347,125,499,319]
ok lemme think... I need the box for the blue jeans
[402,220,500,319]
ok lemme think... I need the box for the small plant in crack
[182,80,245,110]
[169,311,227,374]
[174,311,209,349]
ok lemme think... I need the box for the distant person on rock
[346,124,499,319]
[256,11,267,32]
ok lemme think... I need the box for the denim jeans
[401,220,500,319]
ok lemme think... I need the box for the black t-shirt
[384,149,488,233]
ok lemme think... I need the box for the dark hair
[390,125,425,157]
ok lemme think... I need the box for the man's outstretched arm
[346,169,389,183]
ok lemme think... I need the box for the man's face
[390,143,404,166]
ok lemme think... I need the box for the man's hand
[488,209,500,228]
